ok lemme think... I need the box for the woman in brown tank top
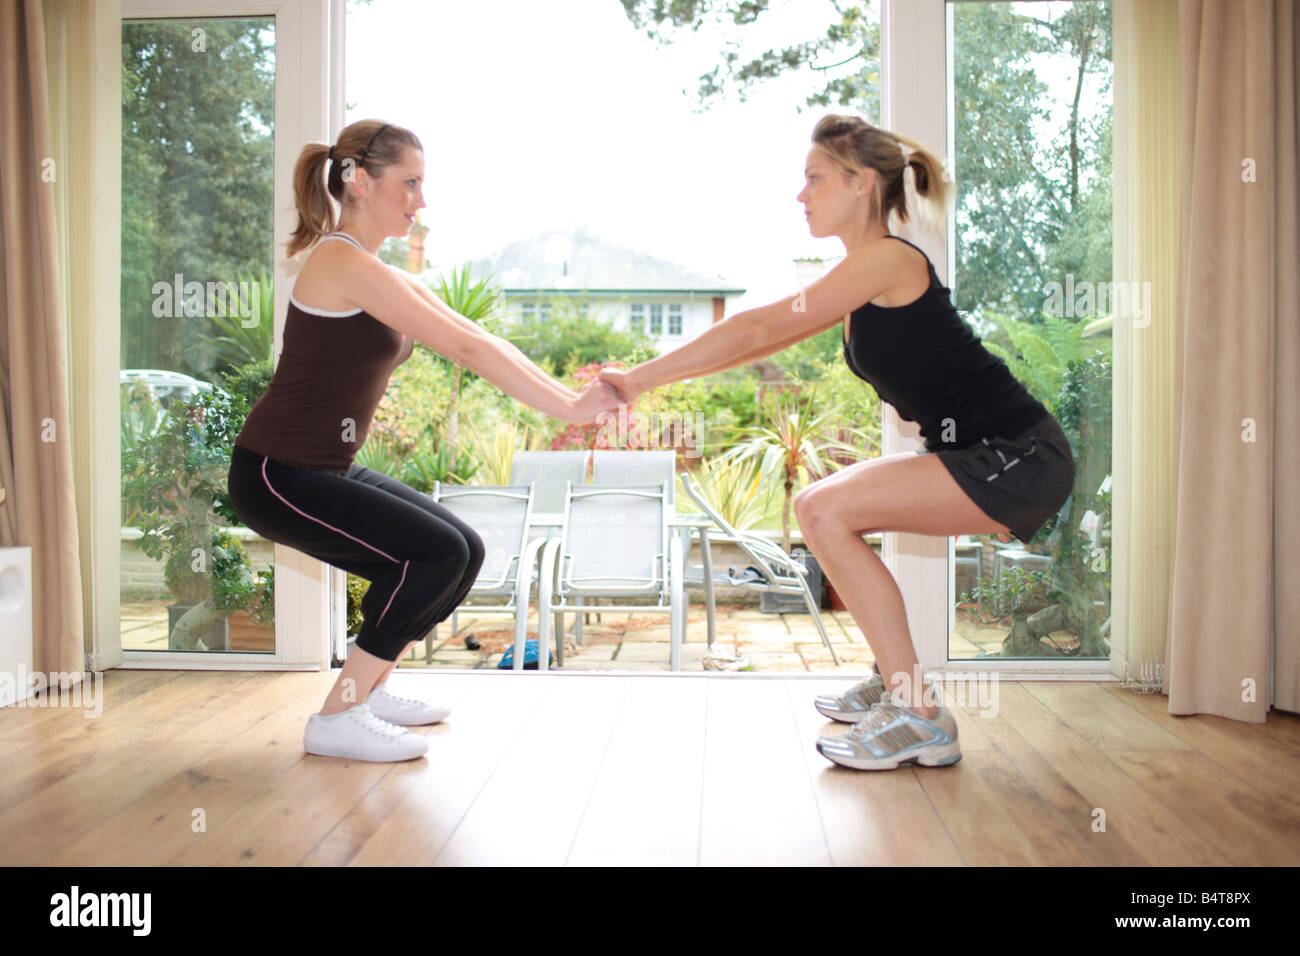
[227,120,620,763]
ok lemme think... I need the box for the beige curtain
[0,0,85,679]
[41,0,122,671]
[1112,0,1183,695]
[1169,0,1299,718]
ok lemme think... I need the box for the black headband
[358,123,391,169]
[325,124,390,168]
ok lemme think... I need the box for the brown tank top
[234,233,415,474]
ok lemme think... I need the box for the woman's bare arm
[336,254,595,422]
[605,238,904,399]
[393,269,581,407]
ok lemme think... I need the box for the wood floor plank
[1251,708,1300,751]
[0,673,281,812]
[0,670,182,739]
[0,739,224,865]
[432,676,632,866]
[1100,685,1300,816]
[1021,681,1190,751]
[3,671,1293,867]
[168,756,390,865]
[786,679,963,866]
[698,677,830,866]
[39,675,337,866]
[170,670,336,744]
[566,676,708,866]
[302,674,515,866]
[1105,750,1300,865]
[955,682,1226,865]
[170,673,506,865]
[339,675,550,866]
[912,680,1102,865]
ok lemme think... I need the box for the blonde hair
[285,119,423,259]
[811,114,952,235]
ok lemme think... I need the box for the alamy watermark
[594,405,706,459]
[885,667,1001,718]
[1043,274,1151,327]
[151,274,263,326]
[1,667,103,717]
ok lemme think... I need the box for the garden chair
[679,470,840,665]
[425,482,549,671]
[535,479,686,670]
[509,450,591,513]
[560,450,681,642]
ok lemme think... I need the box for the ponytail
[285,143,335,259]
[811,114,952,234]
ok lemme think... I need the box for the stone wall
[121,527,274,600]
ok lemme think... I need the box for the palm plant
[433,263,503,460]
[681,453,773,530]
[189,269,275,371]
[718,386,869,553]
[980,311,1110,412]
[467,420,546,486]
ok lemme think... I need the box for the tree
[122,19,275,377]
[502,294,659,379]
[619,1,1113,328]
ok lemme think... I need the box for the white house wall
[506,294,727,354]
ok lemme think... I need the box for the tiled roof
[463,229,746,295]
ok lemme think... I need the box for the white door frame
[116,0,340,670]
[883,0,1111,678]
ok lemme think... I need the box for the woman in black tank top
[599,115,1074,772]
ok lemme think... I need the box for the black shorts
[917,412,1075,543]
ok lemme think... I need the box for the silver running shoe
[814,662,886,723]
[815,695,961,771]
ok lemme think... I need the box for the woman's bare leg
[794,452,1012,719]
[318,643,409,716]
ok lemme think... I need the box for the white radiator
[0,547,34,707]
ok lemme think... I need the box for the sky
[343,0,1110,314]
[344,0,861,312]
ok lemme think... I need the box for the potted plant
[122,378,250,650]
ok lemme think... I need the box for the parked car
[121,369,218,444]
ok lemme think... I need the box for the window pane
[121,18,276,654]
[947,1,1113,663]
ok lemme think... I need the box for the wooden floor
[2,668,1299,866]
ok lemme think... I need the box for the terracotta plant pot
[826,582,848,612]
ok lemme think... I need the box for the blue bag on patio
[498,639,554,670]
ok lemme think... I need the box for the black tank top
[842,235,1048,452]
[234,233,414,474]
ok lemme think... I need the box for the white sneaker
[366,685,450,725]
[303,702,429,762]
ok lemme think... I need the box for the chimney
[793,257,827,288]
[406,212,429,273]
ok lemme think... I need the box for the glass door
[886,0,1114,677]
[118,0,336,668]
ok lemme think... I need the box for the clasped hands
[566,366,643,425]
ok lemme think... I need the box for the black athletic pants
[227,444,485,662]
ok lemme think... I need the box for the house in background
[449,229,746,353]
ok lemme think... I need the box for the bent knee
[794,486,840,535]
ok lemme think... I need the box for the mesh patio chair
[679,470,840,665]
[535,479,685,671]
[560,450,681,642]
[425,482,548,670]
[509,451,591,513]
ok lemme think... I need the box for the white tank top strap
[319,231,366,252]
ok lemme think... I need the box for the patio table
[525,510,717,649]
